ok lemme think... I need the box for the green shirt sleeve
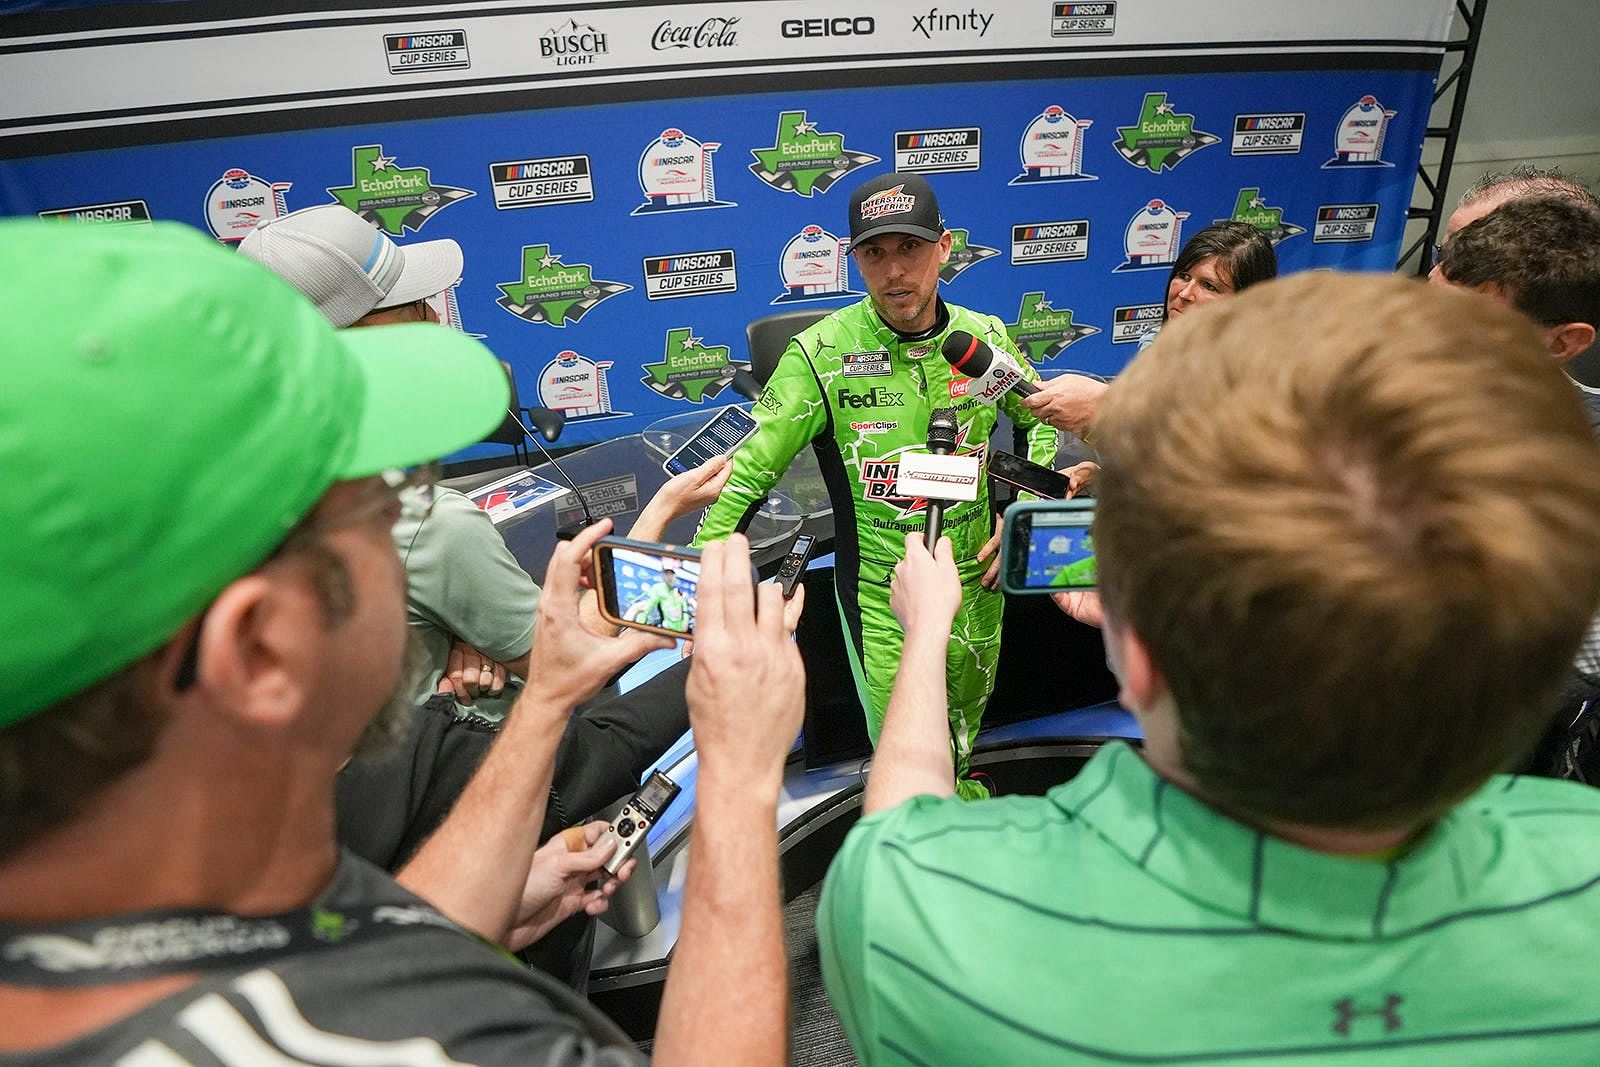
[818,807,900,1065]
[396,487,540,662]
[694,336,828,545]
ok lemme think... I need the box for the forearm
[396,693,567,943]
[865,627,956,814]
[653,772,785,1067]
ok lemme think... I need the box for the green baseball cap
[0,220,509,727]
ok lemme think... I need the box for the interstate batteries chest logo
[328,145,472,235]
[383,30,470,74]
[1114,92,1220,173]
[496,244,631,326]
[860,431,986,517]
[1007,292,1100,362]
[634,128,735,214]
[642,327,750,403]
[489,155,593,210]
[204,168,291,243]
[895,127,981,174]
[1115,199,1190,272]
[1012,105,1096,185]
[1325,95,1397,168]
[643,248,738,300]
[1220,188,1305,246]
[749,110,879,197]
[538,352,631,422]
[773,224,861,304]
[940,228,999,283]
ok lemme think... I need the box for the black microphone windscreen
[940,331,993,377]
[927,407,959,453]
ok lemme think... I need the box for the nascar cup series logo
[895,127,981,174]
[204,168,291,243]
[1011,105,1096,185]
[496,244,632,326]
[538,352,631,422]
[635,128,736,214]
[489,155,594,210]
[773,224,861,305]
[940,228,999,283]
[1220,188,1306,246]
[1005,293,1100,362]
[641,327,749,403]
[1115,199,1189,272]
[748,110,879,197]
[328,144,473,236]
[1325,95,1397,168]
[1114,92,1219,173]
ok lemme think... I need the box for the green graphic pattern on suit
[695,298,1055,786]
[632,580,692,633]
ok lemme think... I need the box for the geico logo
[781,16,874,37]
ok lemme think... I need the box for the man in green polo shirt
[819,273,1600,1062]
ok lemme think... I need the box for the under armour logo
[1332,993,1403,1037]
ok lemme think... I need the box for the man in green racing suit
[696,173,1056,798]
[628,566,693,633]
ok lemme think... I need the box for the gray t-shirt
[5,854,643,1066]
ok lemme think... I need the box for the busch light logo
[1115,199,1190,273]
[773,224,861,305]
[634,128,736,215]
[1011,104,1096,185]
[205,168,291,243]
[538,352,631,422]
[1325,95,1397,168]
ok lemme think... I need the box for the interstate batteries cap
[0,220,508,727]
[848,172,946,245]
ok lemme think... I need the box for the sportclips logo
[781,16,874,38]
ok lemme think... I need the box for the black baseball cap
[848,172,945,245]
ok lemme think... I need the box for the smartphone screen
[599,544,701,636]
[664,406,759,475]
[988,450,1073,499]
[1004,503,1097,593]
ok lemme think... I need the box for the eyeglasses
[172,462,441,690]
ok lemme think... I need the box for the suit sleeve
[694,336,828,545]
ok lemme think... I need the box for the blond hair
[1094,273,1600,828]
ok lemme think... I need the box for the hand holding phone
[988,449,1074,499]
[1000,499,1098,595]
[663,406,759,475]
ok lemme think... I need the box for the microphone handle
[1011,375,1040,398]
[925,499,946,552]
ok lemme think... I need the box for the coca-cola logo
[652,16,739,50]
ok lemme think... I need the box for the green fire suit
[695,298,1055,790]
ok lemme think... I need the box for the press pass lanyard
[0,899,454,987]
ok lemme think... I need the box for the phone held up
[987,449,1074,499]
[592,536,762,638]
[663,405,760,476]
[999,499,1098,595]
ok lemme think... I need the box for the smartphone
[1000,499,1098,595]
[663,406,759,475]
[594,538,703,638]
[988,450,1073,499]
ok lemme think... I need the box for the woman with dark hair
[1140,221,1278,349]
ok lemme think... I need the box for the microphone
[941,330,1039,401]
[924,407,959,552]
[504,406,598,538]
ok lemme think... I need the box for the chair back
[745,309,832,386]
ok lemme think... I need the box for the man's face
[852,231,952,333]
[283,478,412,754]
[663,569,678,588]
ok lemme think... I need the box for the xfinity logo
[837,386,905,409]
[781,16,874,38]
[914,7,993,37]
